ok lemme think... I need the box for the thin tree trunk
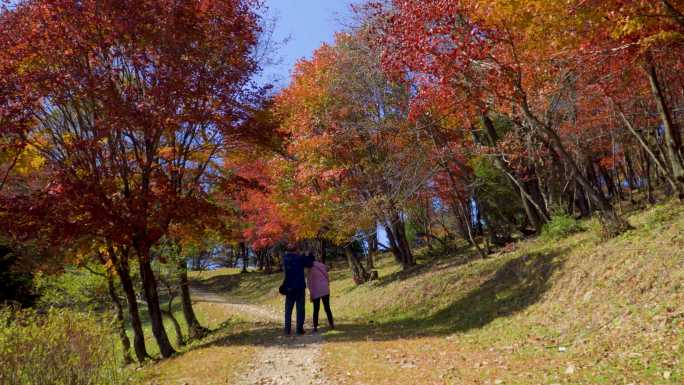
[482,114,547,231]
[574,181,591,217]
[598,164,616,200]
[520,102,631,236]
[240,242,248,273]
[641,147,656,204]
[384,212,415,269]
[160,289,184,347]
[344,245,370,284]
[105,270,133,365]
[645,57,684,199]
[624,150,638,191]
[114,256,149,362]
[137,250,176,358]
[366,231,376,270]
[617,110,681,195]
[458,199,486,258]
[177,259,208,340]
[318,237,327,264]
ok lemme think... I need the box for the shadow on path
[187,249,565,351]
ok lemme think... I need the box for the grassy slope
[320,202,684,385]
[146,201,683,384]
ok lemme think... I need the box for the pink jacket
[307,261,330,300]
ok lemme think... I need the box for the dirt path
[191,289,332,385]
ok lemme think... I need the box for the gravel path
[191,289,333,385]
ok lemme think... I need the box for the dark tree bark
[177,259,208,340]
[640,146,656,204]
[584,156,603,197]
[384,211,415,269]
[239,242,248,273]
[597,163,616,200]
[316,237,327,264]
[366,231,377,270]
[104,269,133,365]
[482,114,548,232]
[159,278,184,347]
[112,252,149,363]
[344,245,370,284]
[520,101,631,237]
[137,250,176,358]
[624,150,638,191]
[617,110,682,197]
[645,56,684,199]
[574,181,591,218]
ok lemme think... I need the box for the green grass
[158,200,684,384]
[124,297,191,358]
[187,203,684,384]
[318,201,684,384]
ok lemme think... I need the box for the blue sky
[258,0,355,87]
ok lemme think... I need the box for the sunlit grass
[148,200,684,384]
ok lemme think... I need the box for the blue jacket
[283,253,314,291]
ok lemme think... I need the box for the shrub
[34,268,109,311]
[0,307,129,385]
[541,213,584,240]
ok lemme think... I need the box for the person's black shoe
[295,329,306,335]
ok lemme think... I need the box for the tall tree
[276,31,433,269]
[366,0,633,236]
[0,0,266,358]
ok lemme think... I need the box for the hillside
[150,201,684,385]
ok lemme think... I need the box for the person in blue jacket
[282,243,314,335]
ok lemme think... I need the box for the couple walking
[281,246,334,335]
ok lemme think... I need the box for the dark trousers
[312,295,334,330]
[284,288,305,334]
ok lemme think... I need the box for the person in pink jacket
[307,260,334,332]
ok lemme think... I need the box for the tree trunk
[457,199,486,258]
[317,237,327,264]
[240,242,248,273]
[105,270,133,365]
[366,231,376,270]
[177,260,208,340]
[617,110,681,196]
[384,212,415,269]
[114,258,149,363]
[161,292,184,347]
[520,102,631,237]
[266,250,274,274]
[344,245,370,284]
[574,181,591,218]
[137,251,176,358]
[624,150,638,191]
[645,57,684,199]
[481,114,548,232]
[641,147,657,204]
[584,156,602,196]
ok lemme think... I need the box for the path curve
[192,289,280,323]
[191,289,333,385]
